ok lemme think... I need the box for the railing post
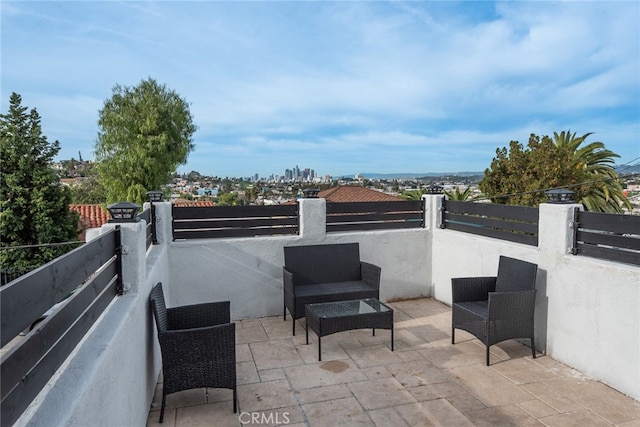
[114,225,124,295]
[422,194,445,231]
[298,198,326,239]
[538,201,583,264]
[570,207,579,255]
[93,220,147,295]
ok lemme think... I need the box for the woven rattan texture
[451,256,538,365]
[149,283,237,422]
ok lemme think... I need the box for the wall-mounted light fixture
[426,185,444,194]
[544,188,575,204]
[302,188,320,198]
[107,202,141,223]
[146,190,163,203]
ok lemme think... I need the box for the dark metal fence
[326,200,424,233]
[0,228,122,427]
[172,205,299,239]
[139,206,157,249]
[572,209,640,266]
[441,200,539,246]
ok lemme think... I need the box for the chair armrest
[167,301,230,330]
[451,277,497,303]
[361,261,381,290]
[283,267,295,295]
[159,322,236,365]
[488,290,537,320]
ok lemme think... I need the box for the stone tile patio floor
[147,298,640,427]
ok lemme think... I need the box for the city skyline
[2,1,639,177]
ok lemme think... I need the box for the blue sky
[2,1,639,178]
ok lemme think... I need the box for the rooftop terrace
[4,196,638,426]
[147,298,640,426]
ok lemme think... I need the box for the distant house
[318,186,403,202]
[69,204,110,241]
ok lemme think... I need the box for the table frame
[305,298,394,361]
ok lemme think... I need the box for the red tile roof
[318,186,403,202]
[172,199,215,207]
[69,204,110,229]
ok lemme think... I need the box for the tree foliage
[1,93,80,275]
[95,78,197,205]
[444,186,474,201]
[479,131,630,212]
[400,189,426,201]
[69,177,107,204]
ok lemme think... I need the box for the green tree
[400,189,425,201]
[69,177,107,204]
[1,93,80,276]
[95,78,197,205]
[244,185,258,204]
[444,186,474,201]
[479,131,630,212]
[216,192,239,206]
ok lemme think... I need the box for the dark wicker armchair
[149,283,236,423]
[451,256,538,365]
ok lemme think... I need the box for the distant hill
[616,164,640,175]
[339,172,484,180]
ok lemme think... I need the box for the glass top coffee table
[305,298,394,361]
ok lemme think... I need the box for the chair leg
[233,387,237,413]
[531,337,536,359]
[283,304,286,321]
[292,318,296,336]
[451,327,455,344]
[159,394,166,423]
[486,345,490,366]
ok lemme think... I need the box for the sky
[2,1,639,179]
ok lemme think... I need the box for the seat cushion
[295,281,374,297]
[293,281,378,318]
[454,301,488,319]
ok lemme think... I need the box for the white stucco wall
[429,197,640,401]
[167,199,431,319]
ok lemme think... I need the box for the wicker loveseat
[283,243,381,335]
[451,255,538,365]
[149,283,237,422]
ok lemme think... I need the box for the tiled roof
[318,186,403,202]
[172,199,215,207]
[69,204,110,229]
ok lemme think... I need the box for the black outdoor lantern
[545,188,575,204]
[146,190,163,203]
[426,184,444,194]
[107,202,141,222]
[302,188,320,198]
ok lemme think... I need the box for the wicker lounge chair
[149,283,236,422]
[451,256,538,365]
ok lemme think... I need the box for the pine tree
[0,93,80,280]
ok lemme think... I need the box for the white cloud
[2,1,638,177]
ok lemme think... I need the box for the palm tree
[400,189,425,201]
[444,186,475,201]
[552,131,630,213]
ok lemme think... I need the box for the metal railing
[326,200,424,233]
[0,228,122,426]
[572,209,640,266]
[139,206,158,248]
[172,205,299,239]
[441,200,539,246]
